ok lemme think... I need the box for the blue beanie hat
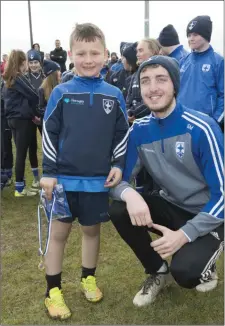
[137,55,180,96]
[43,60,60,76]
[27,50,41,62]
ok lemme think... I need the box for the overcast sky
[1,0,224,64]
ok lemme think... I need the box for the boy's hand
[104,167,122,188]
[40,177,57,200]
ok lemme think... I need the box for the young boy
[40,23,129,320]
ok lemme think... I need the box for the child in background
[40,23,129,320]
[38,60,61,119]
[3,50,39,197]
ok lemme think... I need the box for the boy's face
[187,33,208,51]
[72,39,107,77]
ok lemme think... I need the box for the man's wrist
[177,229,190,244]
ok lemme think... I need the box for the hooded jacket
[50,47,67,73]
[3,75,39,119]
[178,45,224,123]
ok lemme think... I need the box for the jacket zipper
[90,82,94,107]
[159,120,165,153]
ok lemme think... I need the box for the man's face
[28,60,41,73]
[111,54,117,62]
[55,40,61,48]
[72,38,107,77]
[137,41,153,64]
[188,33,208,51]
[140,65,175,114]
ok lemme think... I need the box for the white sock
[157,262,168,273]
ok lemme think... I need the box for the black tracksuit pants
[8,119,38,182]
[109,193,224,289]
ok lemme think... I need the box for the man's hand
[32,116,41,125]
[40,177,57,200]
[151,224,189,259]
[128,115,135,123]
[104,167,122,188]
[122,188,153,227]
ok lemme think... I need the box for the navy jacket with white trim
[111,103,224,241]
[42,75,129,192]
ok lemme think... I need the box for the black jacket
[50,47,67,73]
[3,75,39,120]
[37,87,47,118]
[126,71,149,118]
[109,69,131,100]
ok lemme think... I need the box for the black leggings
[109,193,224,289]
[3,119,13,170]
[8,119,38,182]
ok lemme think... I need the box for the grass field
[1,136,224,325]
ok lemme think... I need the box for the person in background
[38,60,61,119]
[158,24,189,62]
[50,40,67,73]
[127,38,161,120]
[45,53,51,60]
[1,79,9,190]
[61,66,77,83]
[3,50,39,197]
[178,15,224,130]
[0,54,8,74]
[108,52,118,69]
[109,42,138,100]
[32,43,44,64]
[25,49,46,192]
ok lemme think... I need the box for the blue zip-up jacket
[3,75,39,120]
[178,45,224,123]
[169,45,189,62]
[42,75,129,192]
[110,103,224,241]
[110,60,123,73]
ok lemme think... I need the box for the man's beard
[150,95,175,114]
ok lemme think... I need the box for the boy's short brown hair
[70,23,106,50]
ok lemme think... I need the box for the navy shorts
[59,191,110,226]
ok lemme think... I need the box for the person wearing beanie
[109,54,224,306]
[178,15,224,130]
[25,49,46,193]
[108,42,138,99]
[158,24,189,62]
[38,60,61,119]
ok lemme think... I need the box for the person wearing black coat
[3,50,39,197]
[50,39,67,73]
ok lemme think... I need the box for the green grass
[1,135,224,325]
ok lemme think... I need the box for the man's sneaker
[31,180,40,190]
[196,265,218,292]
[133,270,170,307]
[45,287,71,320]
[81,275,103,302]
